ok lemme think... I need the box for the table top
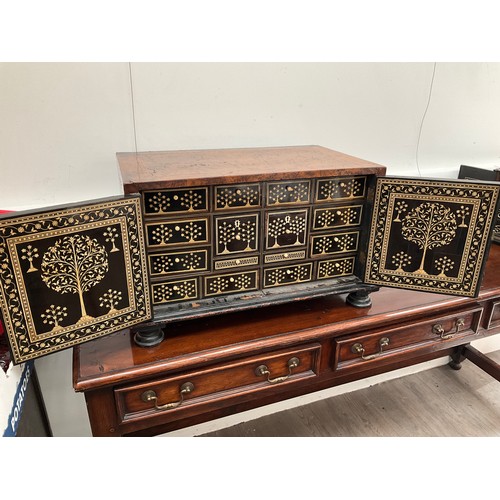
[74,243,500,391]
[117,145,387,192]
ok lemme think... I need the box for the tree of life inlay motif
[41,235,109,324]
[21,244,39,272]
[179,190,203,212]
[148,192,171,214]
[339,179,363,198]
[41,304,68,332]
[103,226,120,252]
[99,289,122,314]
[400,202,458,275]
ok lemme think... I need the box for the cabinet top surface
[73,244,500,391]
[117,145,387,192]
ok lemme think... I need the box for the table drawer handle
[255,357,300,384]
[351,337,390,361]
[432,318,465,339]
[141,382,195,411]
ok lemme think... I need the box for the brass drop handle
[141,382,194,411]
[255,357,300,384]
[351,337,390,361]
[432,318,465,339]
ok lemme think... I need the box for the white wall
[1,62,499,436]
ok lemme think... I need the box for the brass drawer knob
[141,382,194,411]
[351,337,390,361]
[255,357,300,384]
[432,318,465,339]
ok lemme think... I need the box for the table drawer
[115,344,321,423]
[333,306,483,371]
[485,299,500,331]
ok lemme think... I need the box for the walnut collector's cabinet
[116,145,500,343]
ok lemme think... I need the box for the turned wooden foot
[133,324,165,347]
[346,289,373,308]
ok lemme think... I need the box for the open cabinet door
[0,196,152,364]
[364,177,500,297]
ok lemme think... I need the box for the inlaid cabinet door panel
[364,177,500,297]
[0,196,152,364]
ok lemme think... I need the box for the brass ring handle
[432,318,465,339]
[255,357,300,384]
[141,382,194,411]
[351,337,390,361]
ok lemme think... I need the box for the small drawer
[264,250,306,264]
[315,176,367,202]
[151,278,199,305]
[312,205,364,230]
[204,270,259,297]
[148,248,210,276]
[214,255,259,271]
[143,187,208,216]
[214,213,259,255]
[333,306,483,371]
[263,263,313,288]
[265,209,309,250]
[145,218,209,248]
[317,256,355,279]
[115,344,321,422]
[310,231,360,257]
[266,180,311,206]
[215,184,261,210]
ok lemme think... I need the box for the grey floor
[202,350,500,437]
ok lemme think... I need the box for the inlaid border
[0,197,151,364]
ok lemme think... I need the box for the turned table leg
[449,346,466,370]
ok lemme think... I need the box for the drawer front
[264,250,306,264]
[310,231,360,257]
[312,205,363,230]
[214,255,259,271]
[214,213,259,255]
[265,209,309,250]
[263,263,313,288]
[204,270,259,296]
[315,176,367,202]
[266,180,311,206]
[143,188,208,216]
[215,184,261,210]
[145,218,209,248]
[148,248,210,276]
[317,256,356,279]
[115,344,321,422]
[151,278,199,305]
[333,306,483,371]
[486,299,500,330]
